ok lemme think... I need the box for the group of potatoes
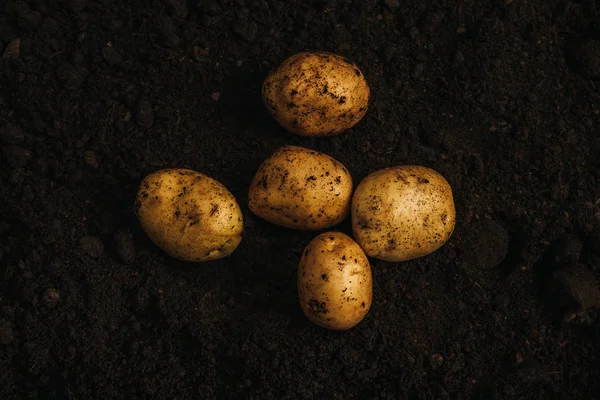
[135,52,457,330]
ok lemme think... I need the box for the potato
[262,51,370,137]
[248,145,353,230]
[298,232,372,330]
[135,169,243,262]
[351,165,456,262]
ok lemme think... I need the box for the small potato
[298,232,372,330]
[262,51,370,137]
[135,169,243,262]
[248,145,353,230]
[352,165,456,262]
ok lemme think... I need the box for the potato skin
[135,169,243,262]
[298,232,372,330]
[262,51,370,137]
[248,145,353,230]
[351,165,456,262]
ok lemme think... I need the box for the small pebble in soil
[0,320,14,345]
[113,230,136,264]
[102,46,123,66]
[2,38,21,59]
[515,351,524,366]
[79,235,105,258]
[461,219,510,269]
[135,100,154,128]
[42,288,60,308]
[1,123,25,145]
[83,150,99,168]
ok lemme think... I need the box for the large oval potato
[351,165,456,262]
[298,232,372,330]
[135,169,243,262]
[248,145,353,230]
[262,51,370,137]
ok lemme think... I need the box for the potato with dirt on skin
[248,145,353,230]
[352,165,456,262]
[262,51,370,137]
[298,232,372,330]
[135,169,243,262]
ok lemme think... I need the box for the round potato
[298,232,372,330]
[262,51,370,137]
[135,169,243,262]
[351,165,456,262]
[248,145,353,230]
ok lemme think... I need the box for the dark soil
[1,0,600,398]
